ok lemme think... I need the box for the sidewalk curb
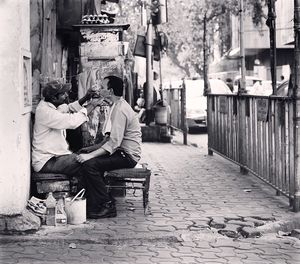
[257,213,300,234]
[0,231,183,246]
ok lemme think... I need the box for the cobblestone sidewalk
[0,138,299,263]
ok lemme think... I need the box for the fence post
[238,0,248,174]
[181,79,187,145]
[293,0,300,212]
[207,95,213,156]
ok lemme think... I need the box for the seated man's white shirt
[101,98,142,162]
[32,100,88,172]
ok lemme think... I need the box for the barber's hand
[76,153,94,163]
[85,88,98,100]
[78,146,94,153]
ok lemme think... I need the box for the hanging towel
[102,103,115,135]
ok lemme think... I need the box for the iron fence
[207,94,296,206]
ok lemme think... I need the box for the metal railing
[207,94,296,207]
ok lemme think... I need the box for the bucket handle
[70,188,85,204]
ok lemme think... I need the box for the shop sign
[219,96,228,113]
[257,99,268,122]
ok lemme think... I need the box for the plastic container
[154,105,168,125]
[55,198,67,226]
[65,189,86,225]
[45,192,56,226]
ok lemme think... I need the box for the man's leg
[40,154,81,175]
[81,150,136,216]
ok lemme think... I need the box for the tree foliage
[160,0,267,77]
[117,0,267,78]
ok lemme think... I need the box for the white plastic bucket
[154,105,168,125]
[65,189,86,225]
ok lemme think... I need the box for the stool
[105,165,151,213]
[31,172,77,197]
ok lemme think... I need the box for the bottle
[55,197,67,226]
[45,192,56,226]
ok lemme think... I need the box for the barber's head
[43,80,71,106]
[103,76,123,97]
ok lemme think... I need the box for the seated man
[31,80,104,177]
[76,76,142,219]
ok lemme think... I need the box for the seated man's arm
[76,110,126,163]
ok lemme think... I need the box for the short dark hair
[104,76,123,96]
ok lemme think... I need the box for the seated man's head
[103,76,123,101]
[42,80,71,107]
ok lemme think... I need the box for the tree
[115,0,266,80]
[160,0,266,78]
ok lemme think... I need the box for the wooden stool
[105,165,151,213]
[31,172,77,197]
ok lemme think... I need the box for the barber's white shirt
[32,100,88,172]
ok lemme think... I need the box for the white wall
[0,0,31,215]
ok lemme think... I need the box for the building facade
[209,0,294,81]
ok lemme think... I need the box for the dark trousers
[40,153,82,176]
[79,149,137,212]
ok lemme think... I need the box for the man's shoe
[87,201,117,219]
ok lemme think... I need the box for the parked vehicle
[233,76,262,93]
[164,79,232,132]
[249,79,289,96]
[276,80,290,96]
[185,79,232,131]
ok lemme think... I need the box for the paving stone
[196,251,220,259]
[244,217,266,227]
[223,257,244,264]
[242,252,275,262]
[0,256,18,264]
[209,217,226,229]
[215,247,237,258]
[135,257,162,264]
[240,227,262,238]
[176,256,199,263]
[249,215,276,221]
[218,224,240,238]
[198,261,227,264]
[212,239,249,250]
[225,216,243,221]
[227,220,255,227]
[290,229,300,239]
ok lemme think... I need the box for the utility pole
[145,19,154,125]
[293,0,300,212]
[239,0,246,94]
[267,0,277,95]
[238,0,247,175]
[203,12,209,95]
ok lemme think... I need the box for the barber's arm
[78,88,97,106]
[76,147,109,163]
[77,134,109,153]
